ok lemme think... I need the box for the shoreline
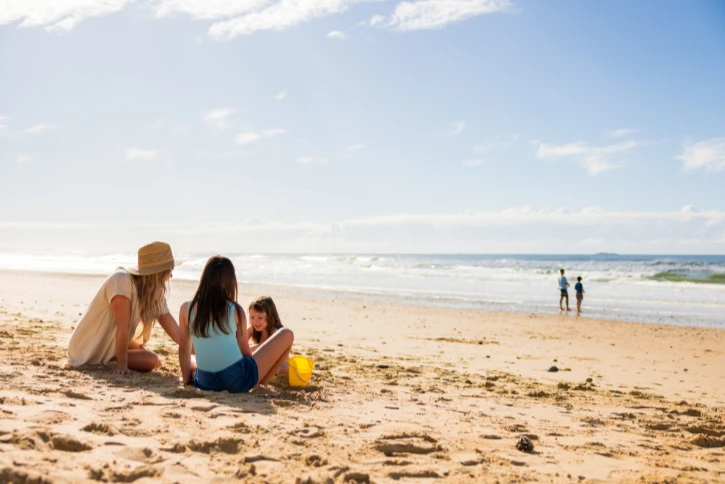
[1,269,724,482]
[2,268,723,331]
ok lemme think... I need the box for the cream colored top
[67,268,169,366]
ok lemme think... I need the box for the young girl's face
[249,308,268,333]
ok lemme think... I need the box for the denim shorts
[194,356,259,393]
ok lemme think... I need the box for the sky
[1,0,724,255]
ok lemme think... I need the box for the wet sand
[1,269,724,483]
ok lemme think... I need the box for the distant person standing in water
[558,269,570,312]
[575,276,585,314]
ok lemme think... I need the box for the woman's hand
[112,367,135,375]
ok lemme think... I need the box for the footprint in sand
[304,454,329,467]
[482,434,502,440]
[190,404,218,412]
[89,464,162,483]
[187,436,245,454]
[8,433,41,450]
[82,422,117,436]
[115,446,155,463]
[160,443,187,454]
[29,410,74,425]
[61,389,93,400]
[0,468,52,484]
[291,427,325,439]
[374,433,441,456]
[343,472,371,483]
[50,434,93,452]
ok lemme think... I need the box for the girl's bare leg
[276,361,290,377]
[251,328,294,385]
[127,348,162,371]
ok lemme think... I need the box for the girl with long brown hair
[68,241,184,374]
[178,255,294,391]
[248,296,284,347]
[248,296,289,376]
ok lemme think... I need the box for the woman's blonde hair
[131,269,171,341]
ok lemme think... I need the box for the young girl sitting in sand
[68,241,184,374]
[178,256,294,391]
[248,296,289,376]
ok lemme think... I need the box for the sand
[0,269,724,483]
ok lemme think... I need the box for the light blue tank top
[189,301,243,372]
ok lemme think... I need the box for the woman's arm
[157,312,181,345]
[178,302,193,384]
[110,295,133,374]
[235,307,253,358]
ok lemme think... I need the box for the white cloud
[208,0,353,40]
[376,0,512,31]
[327,29,346,39]
[463,159,486,167]
[336,206,725,229]
[3,206,724,253]
[16,155,32,164]
[145,206,725,252]
[607,128,635,138]
[153,0,269,19]
[4,0,506,39]
[235,128,286,145]
[536,139,639,175]
[369,14,385,26]
[676,137,725,172]
[125,148,159,161]
[274,90,287,101]
[203,108,235,129]
[447,121,466,137]
[347,144,365,151]
[681,205,699,214]
[236,132,262,144]
[297,156,329,165]
[24,123,56,134]
[0,0,133,31]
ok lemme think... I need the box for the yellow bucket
[288,356,315,386]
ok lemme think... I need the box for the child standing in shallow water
[575,276,585,314]
[248,296,290,376]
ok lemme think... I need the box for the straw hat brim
[127,258,184,276]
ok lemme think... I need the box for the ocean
[0,252,723,329]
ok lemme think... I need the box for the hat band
[138,248,174,267]
[135,260,175,275]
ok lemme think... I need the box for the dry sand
[0,269,724,483]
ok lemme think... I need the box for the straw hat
[127,241,181,276]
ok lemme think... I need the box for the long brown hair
[189,256,242,338]
[248,296,283,344]
[130,269,171,341]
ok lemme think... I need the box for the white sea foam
[0,251,723,329]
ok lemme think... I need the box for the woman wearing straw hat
[68,241,186,375]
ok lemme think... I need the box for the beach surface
[1,269,724,483]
